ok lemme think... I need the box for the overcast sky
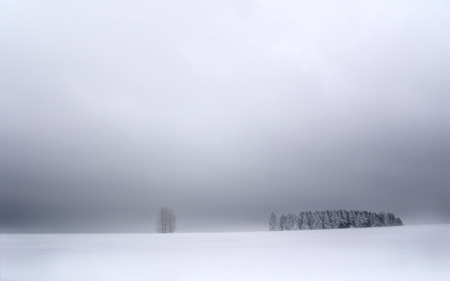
[1,0,449,232]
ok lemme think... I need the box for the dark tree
[156,207,176,233]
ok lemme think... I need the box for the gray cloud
[1,0,449,232]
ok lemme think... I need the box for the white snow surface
[2,224,449,281]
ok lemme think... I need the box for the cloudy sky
[1,0,449,232]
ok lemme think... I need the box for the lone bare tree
[156,207,176,233]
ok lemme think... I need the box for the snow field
[1,224,449,281]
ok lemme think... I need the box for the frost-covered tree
[311,212,323,229]
[329,210,340,229]
[383,212,403,226]
[353,211,370,228]
[297,212,306,230]
[297,212,303,229]
[354,212,364,228]
[286,213,298,230]
[380,212,388,226]
[306,211,314,229]
[322,212,332,229]
[348,210,357,227]
[369,212,382,227]
[273,209,402,231]
[269,212,278,231]
[279,215,287,231]
[338,210,349,228]
[299,212,310,230]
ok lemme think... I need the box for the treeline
[269,210,403,231]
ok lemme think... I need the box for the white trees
[311,212,323,229]
[329,210,340,229]
[286,214,298,230]
[273,210,402,231]
[299,212,310,230]
[156,207,176,233]
[322,212,332,229]
[269,212,278,231]
[354,211,369,228]
[279,215,287,230]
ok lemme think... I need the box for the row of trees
[270,210,403,231]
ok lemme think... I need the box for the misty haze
[1,0,449,280]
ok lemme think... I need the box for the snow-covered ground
[2,224,449,281]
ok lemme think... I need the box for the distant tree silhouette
[156,207,176,233]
